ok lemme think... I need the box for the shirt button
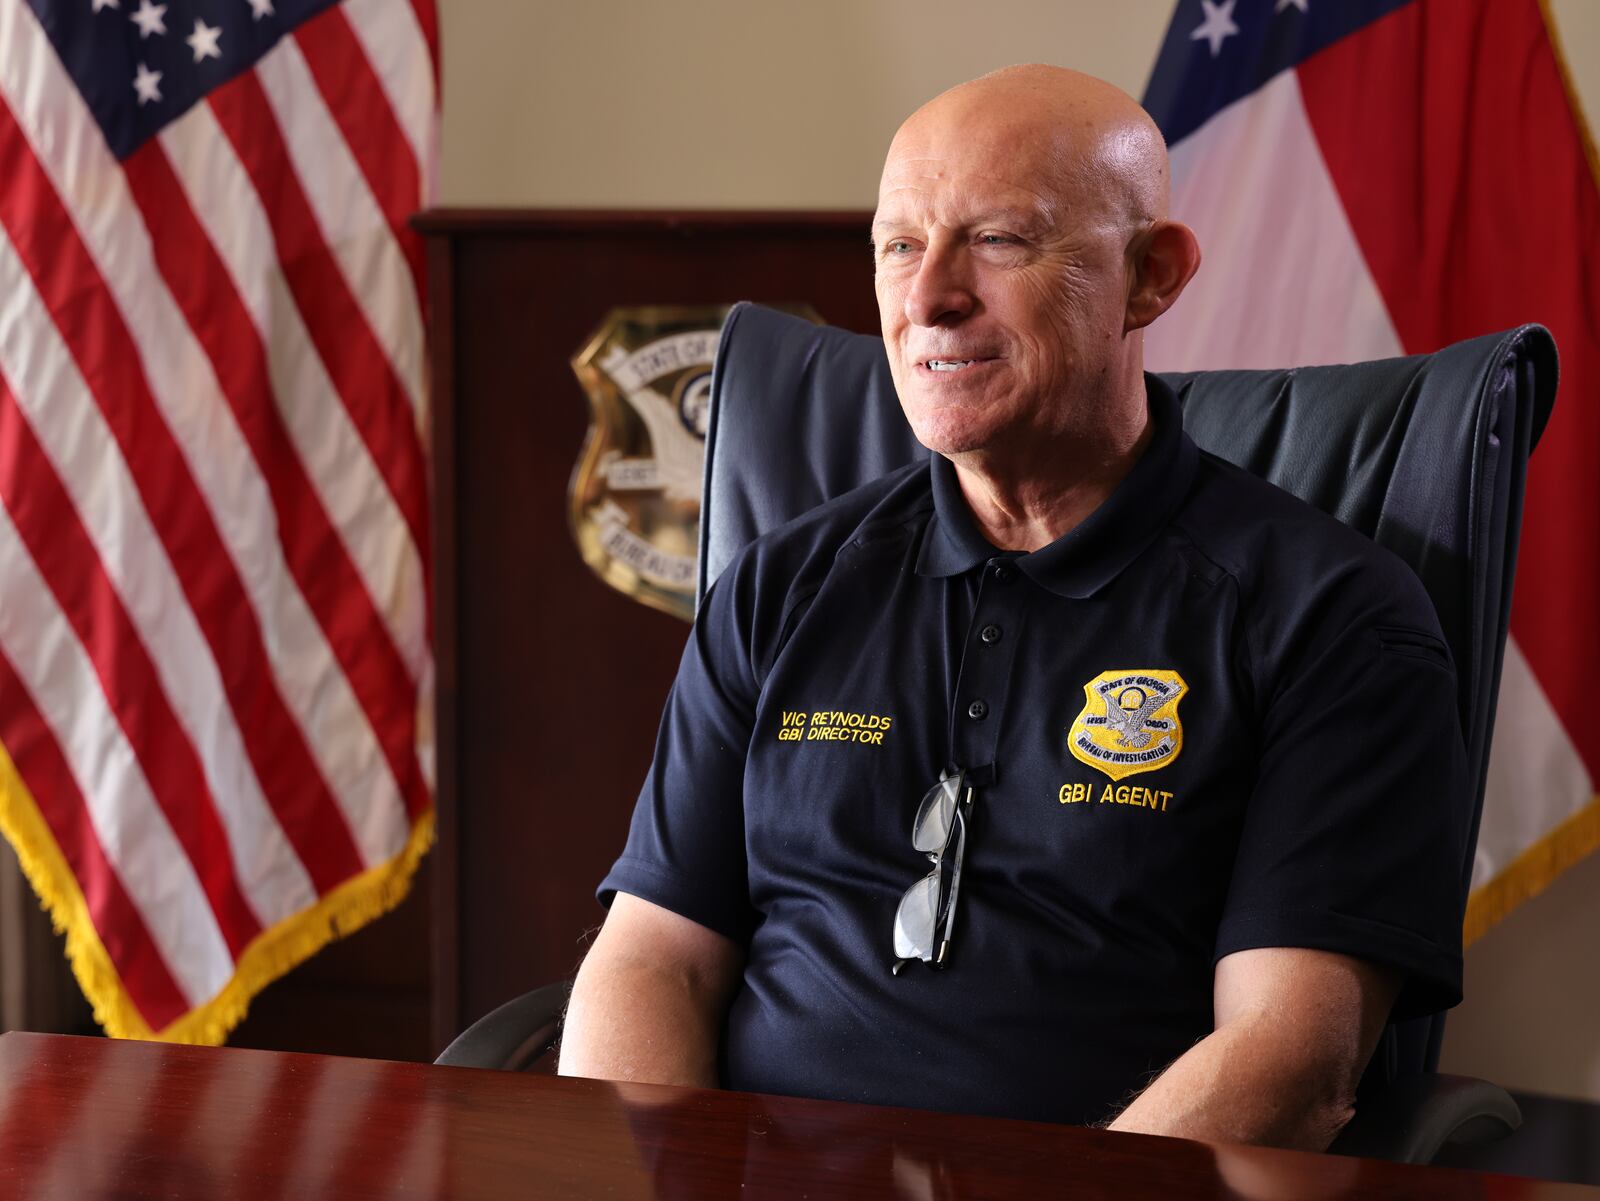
[979,624,1002,644]
[967,699,989,721]
[991,564,1014,584]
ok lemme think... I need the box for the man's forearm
[1106,1013,1358,1150]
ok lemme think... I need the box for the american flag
[0,0,437,1042]
[1142,0,1600,942]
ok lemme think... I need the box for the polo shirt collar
[914,373,1200,599]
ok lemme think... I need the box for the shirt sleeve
[596,566,763,946]
[1215,574,1469,1019]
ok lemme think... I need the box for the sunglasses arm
[934,790,973,966]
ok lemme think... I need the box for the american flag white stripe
[0,218,317,930]
[0,8,405,874]
[1479,640,1595,886]
[156,98,431,689]
[293,7,428,337]
[1152,70,1404,371]
[343,0,438,213]
[0,0,436,1039]
[255,36,427,419]
[0,468,229,1007]
[205,68,432,622]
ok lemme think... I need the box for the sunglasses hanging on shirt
[892,770,975,974]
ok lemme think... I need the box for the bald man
[560,66,1466,1152]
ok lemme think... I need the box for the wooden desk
[1,1033,1592,1200]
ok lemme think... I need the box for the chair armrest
[433,979,574,1071]
[1329,1072,1522,1163]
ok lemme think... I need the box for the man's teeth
[927,359,977,371]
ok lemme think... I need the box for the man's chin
[901,409,994,457]
[895,366,1032,454]
[911,431,977,456]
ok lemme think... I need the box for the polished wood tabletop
[1,1031,1594,1200]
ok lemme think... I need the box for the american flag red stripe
[208,73,431,560]
[295,7,428,313]
[342,0,438,205]
[0,0,437,1041]
[0,651,191,1028]
[0,379,266,958]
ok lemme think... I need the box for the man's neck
[948,387,1154,553]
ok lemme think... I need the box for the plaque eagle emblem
[1068,669,1188,781]
[569,306,730,621]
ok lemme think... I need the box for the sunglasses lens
[911,776,961,853]
[893,870,942,960]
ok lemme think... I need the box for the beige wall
[438,1,1174,209]
[437,0,1600,1102]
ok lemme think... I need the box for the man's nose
[904,243,975,327]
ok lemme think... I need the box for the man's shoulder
[705,460,931,619]
[1173,450,1443,636]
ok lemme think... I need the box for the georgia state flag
[1141,0,1600,943]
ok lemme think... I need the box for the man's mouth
[920,358,993,373]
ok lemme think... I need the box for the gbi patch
[1068,669,1188,781]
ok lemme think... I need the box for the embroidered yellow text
[777,709,893,745]
[1058,781,1174,811]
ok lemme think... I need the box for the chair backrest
[701,302,1558,1076]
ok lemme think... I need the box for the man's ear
[1124,220,1201,334]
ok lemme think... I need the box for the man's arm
[558,893,744,1088]
[1107,947,1399,1150]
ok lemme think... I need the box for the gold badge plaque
[569,306,729,621]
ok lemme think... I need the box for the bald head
[871,64,1200,492]
[885,64,1170,233]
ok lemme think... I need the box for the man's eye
[979,233,1014,246]
[887,240,915,254]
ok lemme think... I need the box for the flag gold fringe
[157,807,434,1045]
[0,731,433,1044]
[1464,795,1600,945]
[0,733,152,1037]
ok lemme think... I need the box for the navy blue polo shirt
[599,375,1467,1127]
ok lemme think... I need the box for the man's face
[872,110,1134,459]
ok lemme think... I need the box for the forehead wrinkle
[875,170,1061,230]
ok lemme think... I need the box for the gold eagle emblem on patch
[1068,669,1188,781]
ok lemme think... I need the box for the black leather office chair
[438,303,1558,1165]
